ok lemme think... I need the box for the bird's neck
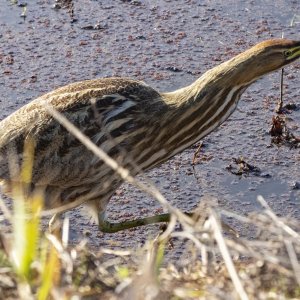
[156,56,256,161]
[163,51,261,108]
[139,54,265,170]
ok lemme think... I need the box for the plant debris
[192,142,213,165]
[53,0,76,22]
[271,67,300,148]
[81,23,108,31]
[284,103,298,111]
[192,141,203,165]
[269,115,300,148]
[1,197,300,299]
[226,157,266,177]
[165,66,183,72]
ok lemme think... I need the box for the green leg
[98,212,238,236]
[98,212,171,233]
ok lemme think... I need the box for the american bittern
[0,39,300,232]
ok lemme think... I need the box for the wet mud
[0,1,299,252]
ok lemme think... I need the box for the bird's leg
[98,212,171,233]
[98,211,239,236]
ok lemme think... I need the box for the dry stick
[100,248,131,256]
[201,242,208,274]
[223,207,300,240]
[221,209,255,224]
[43,102,193,229]
[46,233,73,274]
[200,220,211,275]
[192,141,203,165]
[257,195,300,240]
[101,257,126,270]
[223,207,299,268]
[229,238,294,269]
[224,239,286,267]
[158,214,177,241]
[62,217,70,248]
[284,239,300,285]
[276,68,284,113]
[220,206,299,280]
[210,211,249,300]
[290,15,296,27]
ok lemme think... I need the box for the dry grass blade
[257,195,300,239]
[119,238,163,300]
[46,233,73,274]
[0,194,300,299]
[100,249,131,256]
[158,214,177,241]
[284,240,300,286]
[62,217,70,248]
[209,210,249,300]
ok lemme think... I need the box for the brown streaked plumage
[0,39,300,232]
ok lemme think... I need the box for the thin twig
[192,141,203,165]
[276,68,284,113]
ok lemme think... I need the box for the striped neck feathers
[162,48,268,108]
[155,52,262,158]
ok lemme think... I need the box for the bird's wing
[0,78,164,187]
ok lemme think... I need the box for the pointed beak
[286,45,300,61]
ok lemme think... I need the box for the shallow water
[0,0,299,249]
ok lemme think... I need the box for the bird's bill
[286,44,300,61]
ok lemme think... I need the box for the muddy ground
[0,0,299,254]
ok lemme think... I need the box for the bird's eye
[284,50,292,57]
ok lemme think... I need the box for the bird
[0,39,300,233]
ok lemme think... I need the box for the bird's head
[223,39,300,85]
[251,38,300,67]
